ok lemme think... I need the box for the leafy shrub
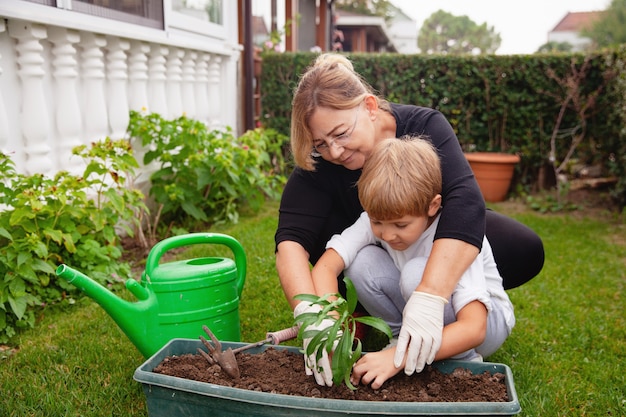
[127,111,288,226]
[0,139,145,342]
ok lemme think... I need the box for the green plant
[294,277,393,390]
[127,111,287,227]
[0,139,144,342]
[259,17,297,53]
[542,55,616,207]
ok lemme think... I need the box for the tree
[335,0,394,21]
[582,0,626,49]
[536,41,575,53]
[418,10,501,55]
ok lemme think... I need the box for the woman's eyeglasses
[311,104,361,157]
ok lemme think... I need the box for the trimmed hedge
[259,50,626,207]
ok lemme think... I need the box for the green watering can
[56,233,246,358]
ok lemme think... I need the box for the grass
[1,199,625,416]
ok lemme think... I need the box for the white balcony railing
[0,1,241,176]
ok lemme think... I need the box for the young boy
[310,137,515,389]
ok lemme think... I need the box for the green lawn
[1,199,625,416]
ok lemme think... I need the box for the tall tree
[582,0,626,49]
[418,10,501,55]
[536,41,575,53]
[335,0,394,20]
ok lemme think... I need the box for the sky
[389,0,612,54]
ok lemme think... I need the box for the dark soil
[153,348,509,402]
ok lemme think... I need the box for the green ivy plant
[294,277,393,390]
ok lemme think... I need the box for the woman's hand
[393,291,448,375]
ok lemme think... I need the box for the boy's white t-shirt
[326,211,514,330]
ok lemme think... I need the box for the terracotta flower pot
[464,152,521,203]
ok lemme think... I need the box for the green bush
[127,111,288,226]
[260,50,626,206]
[0,139,145,342]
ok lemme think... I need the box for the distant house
[253,15,270,48]
[548,11,604,52]
[334,10,397,53]
[386,6,418,55]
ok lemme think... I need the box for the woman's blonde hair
[291,53,390,170]
[358,137,442,220]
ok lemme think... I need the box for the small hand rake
[198,324,300,379]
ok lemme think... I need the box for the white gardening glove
[393,291,448,375]
[293,301,335,386]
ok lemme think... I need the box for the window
[72,0,164,29]
[22,0,165,29]
[168,0,226,39]
[172,0,223,25]
[22,0,227,34]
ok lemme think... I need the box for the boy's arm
[434,300,487,360]
[311,248,345,297]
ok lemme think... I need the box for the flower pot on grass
[134,338,521,417]
[465,152,521,203]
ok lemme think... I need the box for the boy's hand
[351,347,402,389]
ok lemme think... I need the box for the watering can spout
[56,264,159,358]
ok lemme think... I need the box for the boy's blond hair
[358,137,442,220]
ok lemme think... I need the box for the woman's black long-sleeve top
[275,103,486,265]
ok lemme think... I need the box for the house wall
[548,30,593,52]
[0,0,242,177]
[388,17,418,54]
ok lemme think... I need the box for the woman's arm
[417,238,479,297]
[396,106,486,295]
[275,241,316,309]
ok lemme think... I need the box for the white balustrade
[0,13,240,176]
[181,50,198,119]
[166,48,184,119]
[106,37,130,140]
[148,46,169,117]
[0,20,9,154]
[207,55,223,128]
[81,33,109,144]
[195,53,210,123]
[9,20,53,175]
[128,41,150,112]
[49,27,83,173]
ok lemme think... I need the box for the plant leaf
[355,316,393,340]
[344,276,358,314]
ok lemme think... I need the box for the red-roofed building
[548,11,604,51]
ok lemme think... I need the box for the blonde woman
[276,53,542,386]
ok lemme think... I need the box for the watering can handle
[145,233,247,297]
